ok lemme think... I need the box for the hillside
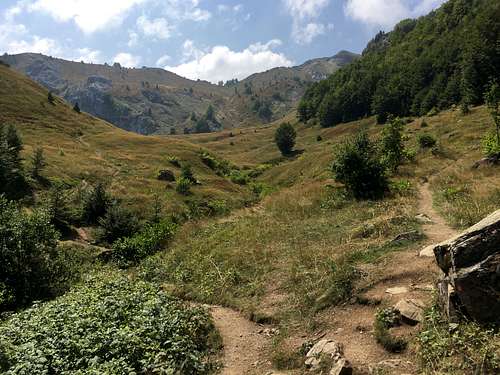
[0,63,253,214]
[298,0,500,127]
[1,57,499,374]
[1,51,358,135]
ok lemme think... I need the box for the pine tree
[31,147,46,179]
[48,92,55,104]
[73,102,81,113]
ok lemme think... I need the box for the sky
[0,0,447,83]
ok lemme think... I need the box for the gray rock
[432,209,500,324]
[385,286,409,295]
[415,213,433,224]
[305,339,351,374]
[394,298,425,324]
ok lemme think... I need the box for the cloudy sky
[0,0,446,83]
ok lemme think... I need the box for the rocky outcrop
[432,209,500,324]
[305,339,352,374]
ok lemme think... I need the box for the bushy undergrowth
[0,197,62,309]
[417,305,500,374]
[0,274,218,374]
[374,308,407,353]
[112,219,177,266]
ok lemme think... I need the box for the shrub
[484,82,500,152]
[30,147,46,179]
[0,197,62,309]
[332,132,388,200]
[274,122,297,155]
[482,131,500,157]
[418,134,437,149]
[73,102,81,113]
[167,155,181,167]
[176,177,192,195]
[0,124,27,199]
[112,219,176,266]
[81,182,111,225]
[0,274,217,374]
[97,203,140,244]
[374,308,407,352]
[44,183,78,233]
[180,164,197,184]
[316,135,323,142]
[418,304,500,374]
[380,117,405,172]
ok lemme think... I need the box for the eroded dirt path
[418,182,458,243]
[208,305,286,375]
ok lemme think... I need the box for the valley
[1,0,499,374]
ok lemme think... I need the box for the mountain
[298,0,500,127]
[1,51,359,135]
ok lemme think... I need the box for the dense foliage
[0,197,62,308]
[298,0,500,126]
[380,117,405,172]
[274,122,297,155]
[0,275,217,374]
[332,132,388,200]
[97,202,140,244]
[0,124,28,199]
[112,218,177,266]
[81,182,111,225]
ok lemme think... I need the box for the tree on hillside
[485,82,500,144]
[82,182,111,225]
[48,92,55,104]
[73,102,81,113]
[274,122,297,155]
[5,125,22,154]
[31,147,46,179]
[380,117,405,172]
[332,132,388,200]
[0,124,27,199]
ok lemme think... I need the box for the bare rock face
[432,209,500,324]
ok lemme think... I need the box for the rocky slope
[1,51,358,135]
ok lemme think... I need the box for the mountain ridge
[1,50,359,135]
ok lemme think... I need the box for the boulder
[157,169,175,182]
[432,209,500,324]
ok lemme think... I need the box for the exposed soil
[208,182,459,374]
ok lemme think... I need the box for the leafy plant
[380,117,405,172]
[0,274,218,374]
[374,308,407,352]
[332,132,388,200]
[418,134,437,149]
[176,177,192,195]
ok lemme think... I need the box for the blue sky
[0,0,446,83]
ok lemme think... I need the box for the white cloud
[282,0,331,44]
[73,48,102,63]
[165,39,293,83]
[283,0,330,20]
[344,0,446,29]
[136,15,172,39]
[292,22,326,44]
[128,30,139,47]
[155,54,171,66]
[113,52,141,67]
[6,35,62,55]
[28,0,146,33]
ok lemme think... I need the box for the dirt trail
[208,305,286,375]
[418,182,458,243]
[207,183,459,374]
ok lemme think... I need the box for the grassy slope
[158,105,500,372]
[0,64,252,215]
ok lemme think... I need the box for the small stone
[394,298,425,324]
[419,245,436,257]
[305,339,343,370]
[385,286,409,295]
[329,357,353,375]
[415,213,433,224]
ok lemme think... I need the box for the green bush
[0,274,218,374]
[332,132,388,200]
[112,219,176,266]
[380,117,405,172]
[167,155,181,167]
[97,203,140,244]
[176,177,192,195]
[0,197,62,309]
[374,308,407,353]
[418,134,437,149]
[81,182,111,225]
[0,124,28,200]
[482,131,500,157]
[274,122,297,155]
[180,164,197,184]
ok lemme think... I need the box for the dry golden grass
[0,65,253,215]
